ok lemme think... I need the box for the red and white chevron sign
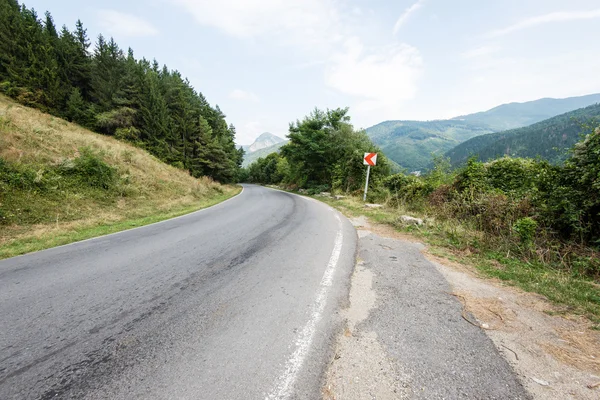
[363,152,377,166]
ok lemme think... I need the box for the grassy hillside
[446,103,600,166]
[0,95,240,258]
[366,120,494,171]
[453,93,600,131]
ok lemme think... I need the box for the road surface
[0,184,356,399]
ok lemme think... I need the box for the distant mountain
[452,93,600,131]
[242,140,288,167]
[242,132,286,153]
[240,132,287,167]
[366,120,495,172]
[366,93,600,172]
[445,103,600,166]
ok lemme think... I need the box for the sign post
[362,153,377,201]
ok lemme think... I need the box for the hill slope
[445,103,600,166]
[367,93,600,171]
[366,120,494,171]
[0,95,239,258]
[453,93,600,131]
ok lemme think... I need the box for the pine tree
[140,71,171,159]
[66,87,90,126]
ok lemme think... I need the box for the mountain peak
[256,132,283,141]
[245,132,286,153]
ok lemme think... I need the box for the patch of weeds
[59,147,117,190]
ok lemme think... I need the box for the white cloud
[174,0,340,50]
[326,37,423,115]
[175,1,425,133]
[393,0,426,34]
[97,10,159,37]
[489,8,600,37]
[230,89,260,102]
[455,50,600,118]
[461,45,498,59]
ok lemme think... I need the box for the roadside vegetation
[0,95,240,259]
[245,108,600,324]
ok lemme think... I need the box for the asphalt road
[0,184,356,400]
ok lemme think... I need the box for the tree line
[243,107,391,193]
[0,0,242,182]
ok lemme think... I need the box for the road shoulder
[324,215,600,399]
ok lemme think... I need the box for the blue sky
[27,0,600,144]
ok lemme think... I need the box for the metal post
[363,164,371,202]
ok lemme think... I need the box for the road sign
[362,153,377,201]
[364,152,377,166]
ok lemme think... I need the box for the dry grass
[0,94,239,257]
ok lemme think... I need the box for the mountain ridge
[366,93,600,171]
[445,103,600,166]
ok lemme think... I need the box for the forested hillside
[366,120,494,171]
[0,0,242,182]
[367,93,600,172]
[446,103,600,166]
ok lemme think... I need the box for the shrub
[306,184,331,195]
[486,157,550,195]
[454,157,489,195]
[383,173,431,200]
[513,217,538,246]
[59,147,117,190]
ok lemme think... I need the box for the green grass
[314,194,600,324]
[0,188,240,260]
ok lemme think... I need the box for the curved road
[0,185,357,399]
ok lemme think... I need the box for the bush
[513,217,538,246]
[383,173,431,201]
[59,147,117,190]
[486,157,550,195]
[306,184,331,195]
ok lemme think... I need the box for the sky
[27,0,600,144]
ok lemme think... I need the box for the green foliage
[0,1,242,183]
[383,173,430,205]
[539,127,600,242]
[245,107,391,193]
[513,217,537,246]
[59,147,117,190]
[454,157,489,194]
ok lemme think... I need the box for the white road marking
[266,213,344,400]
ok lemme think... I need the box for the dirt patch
[428,246,600,399]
